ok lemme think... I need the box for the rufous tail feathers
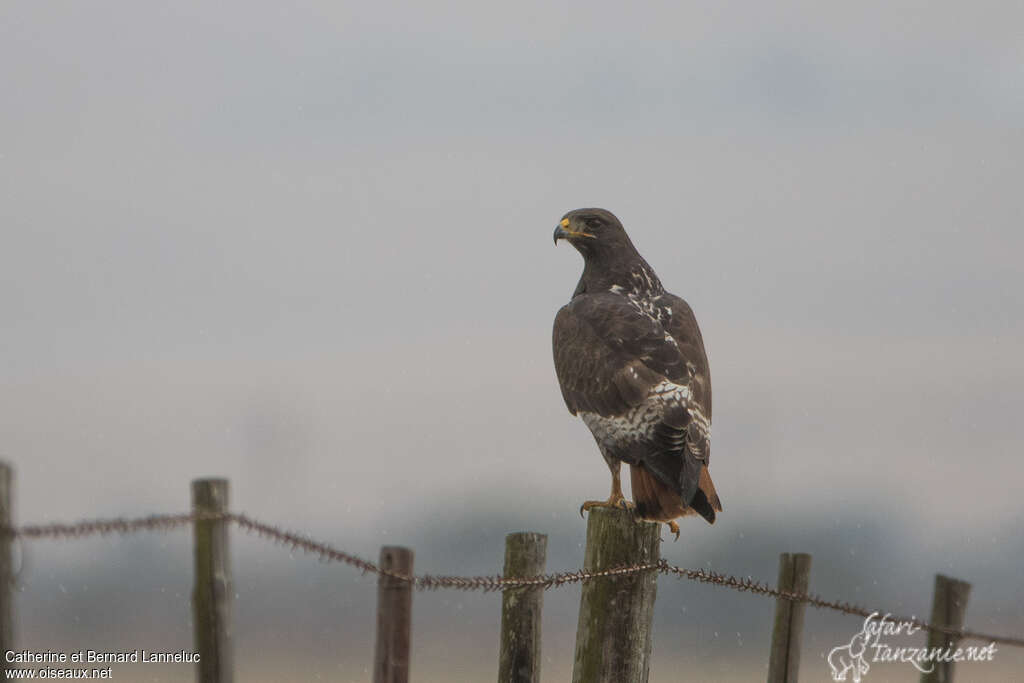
[630,463,722,525]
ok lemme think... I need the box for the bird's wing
[657,292,712,456]
[553,291,713,507]
[553,292,678,418]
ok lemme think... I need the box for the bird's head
[552,208,634,258]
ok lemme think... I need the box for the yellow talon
[579,467,634,517]
[579,494,635,517]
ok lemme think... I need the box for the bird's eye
[585,218,601,229]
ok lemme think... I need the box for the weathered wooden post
[498,532,548,683]
[0,462,13,674]
[192,478,233,683]
[373,546,414,683]
[571,507,661,683]
[767,552,812,683]
[921,574,971,683]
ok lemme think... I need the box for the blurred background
[2,1,1022,681]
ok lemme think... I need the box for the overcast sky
[2,1,1022,680]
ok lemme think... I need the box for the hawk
[552,208,721,537]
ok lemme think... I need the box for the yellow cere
[560,218,570,227]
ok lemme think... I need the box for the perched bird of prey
[552,208,721,537]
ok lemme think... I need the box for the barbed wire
[4,511,1023,648]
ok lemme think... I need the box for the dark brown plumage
[552,208,721,532]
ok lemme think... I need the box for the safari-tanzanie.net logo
[827,612,997,681]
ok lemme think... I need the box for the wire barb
[3,511,1022,648]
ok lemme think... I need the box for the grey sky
[2,1,1023,680]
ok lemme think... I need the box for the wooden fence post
[192,478,233,683]
[498,532,548,683]
[0,463,12,675]
[374,546,414,683]
[921,574,971,683]
[767,552,812,683]
[571,507,661,683]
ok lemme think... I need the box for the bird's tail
[630,462,722,525]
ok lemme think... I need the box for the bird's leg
[579,465,634,517]
[665,520,680,541]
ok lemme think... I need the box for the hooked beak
[553,217,595,245]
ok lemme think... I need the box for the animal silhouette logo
[828,627,871,681]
